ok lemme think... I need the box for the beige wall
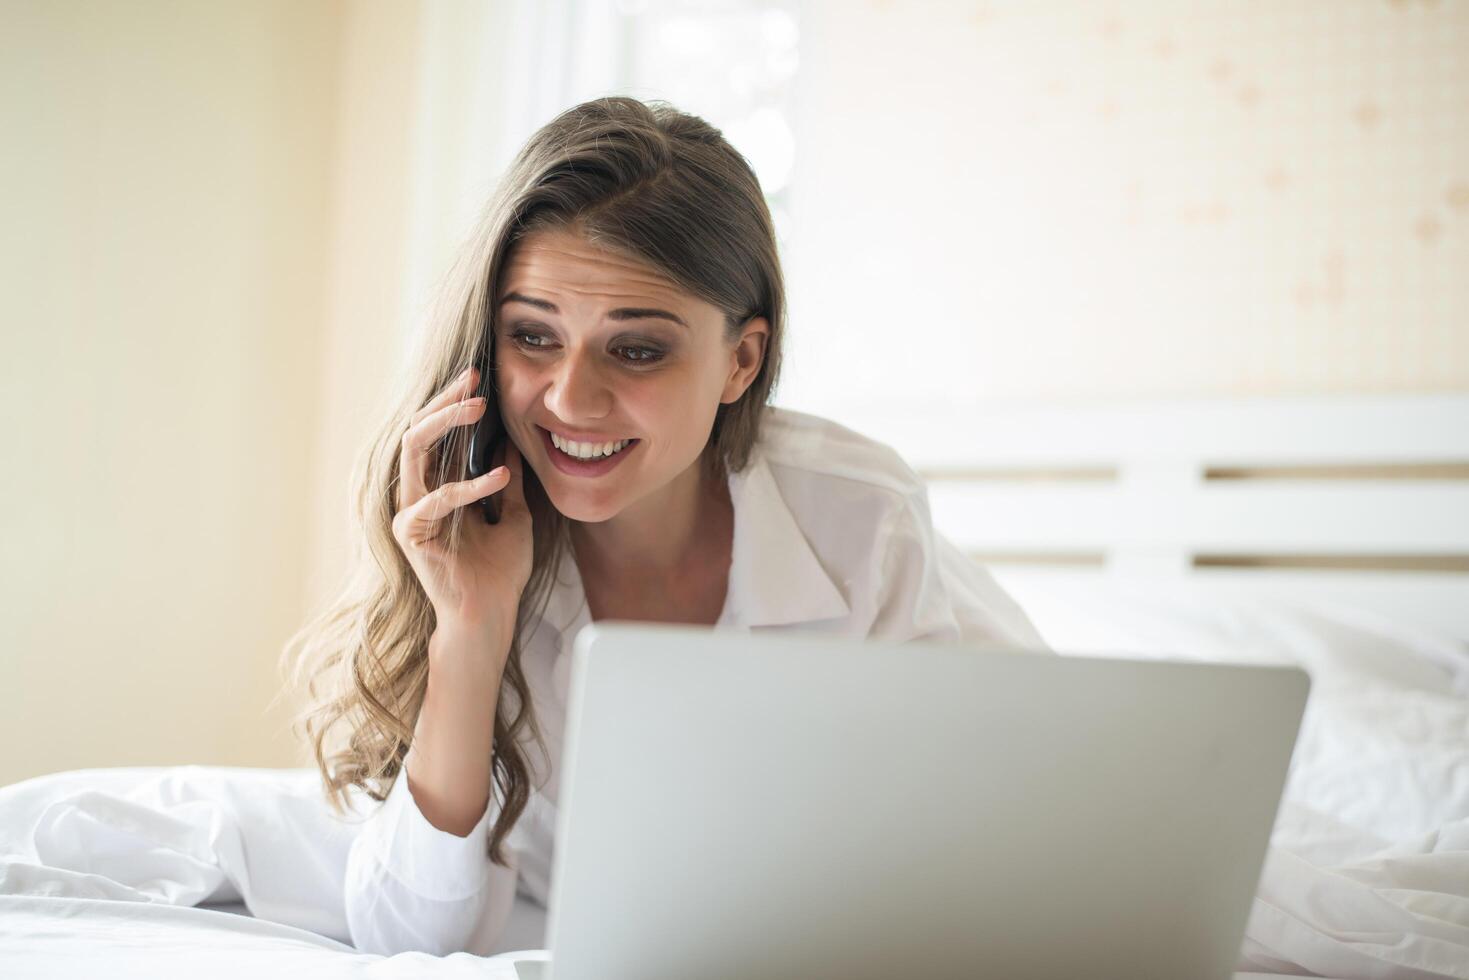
[0,0,412,786]
[779,0,1469,416]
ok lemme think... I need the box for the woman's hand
[392,365,533,654]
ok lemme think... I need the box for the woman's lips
[538,426,639,478]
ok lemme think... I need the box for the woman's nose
[543,348,612,422]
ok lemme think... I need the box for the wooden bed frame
[837,394,1469,641]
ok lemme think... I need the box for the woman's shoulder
[748,407,1048,649]
[755,405,924,505]
[725,406,930,631]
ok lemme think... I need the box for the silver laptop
[520,622,1310,980]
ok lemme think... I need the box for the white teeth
[551,432,631,460]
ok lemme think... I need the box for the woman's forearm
[402,623,512,837]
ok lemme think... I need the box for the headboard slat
[836,395,1469,639]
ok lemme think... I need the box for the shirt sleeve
[343,767,520,956]
[868,488,1052,652]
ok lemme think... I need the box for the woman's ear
[721,316,769,405]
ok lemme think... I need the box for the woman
[283,96,1048,958]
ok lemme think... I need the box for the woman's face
[493,226,767,523]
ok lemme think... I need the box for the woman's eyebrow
[500,291,688,328]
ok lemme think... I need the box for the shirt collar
[723,444,851,628]
[537,442,851,642]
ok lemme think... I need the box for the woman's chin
[541,481,624,524]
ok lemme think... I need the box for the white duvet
[2,579,1467,980]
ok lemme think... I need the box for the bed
[3,394,1467,979]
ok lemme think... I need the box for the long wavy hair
[279,97,787,863]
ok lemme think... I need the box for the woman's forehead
[501,229,686,304]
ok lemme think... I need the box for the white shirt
[343,406,1050,956]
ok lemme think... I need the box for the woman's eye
[617,346,664,365]
[511,330,550,349]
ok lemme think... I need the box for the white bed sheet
[0,764,546,978]
[2,580,1466,979]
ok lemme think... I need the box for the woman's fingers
[411,365,478,427]
[398,396,488,508]
[398,365,477,509]
[393,467,510,548]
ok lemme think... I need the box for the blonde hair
[280,97,787,863]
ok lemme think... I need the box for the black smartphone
[465,343,506,525]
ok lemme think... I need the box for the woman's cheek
[495,367,534,415]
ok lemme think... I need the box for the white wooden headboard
[838,395,1469,640]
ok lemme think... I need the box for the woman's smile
[537,424,641,478]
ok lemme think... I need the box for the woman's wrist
[429,618,513,682]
